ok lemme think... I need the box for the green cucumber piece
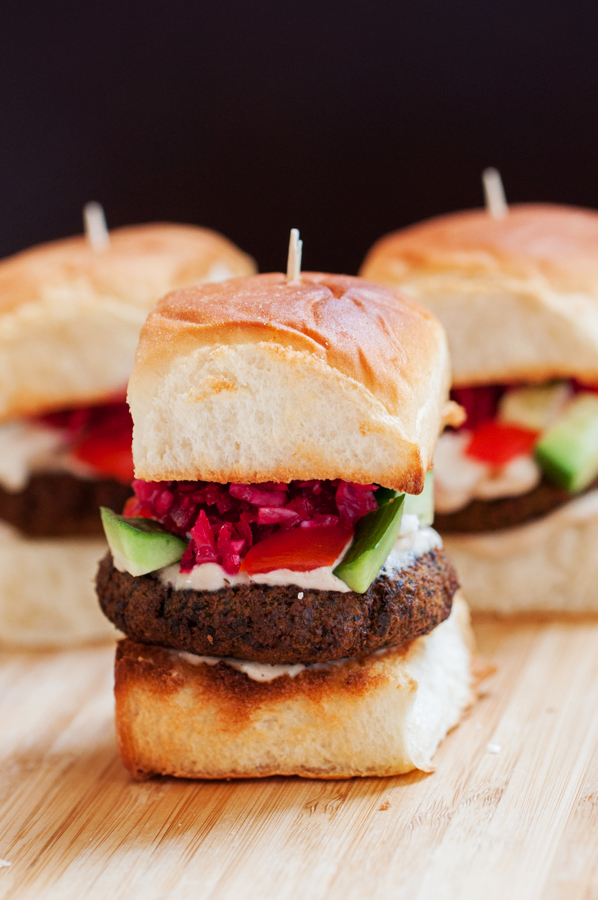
[404,471,434,525]
[375,486,400,506]
[334,494,405,593]
[100,507,188,577]
[377,472,434,525]
[535,393,598,492]
[498,382,571,432]
[376,472,434,525]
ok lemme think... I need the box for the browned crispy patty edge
[434,474,596,534]
[0,471,131,538]
[96,548,459,665]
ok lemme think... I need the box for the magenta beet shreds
[451,379,594,432]
[39,398,132,440]
[450,385,505,430]
[125,479,379,575]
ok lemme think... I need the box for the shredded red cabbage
[452,379,595,431]
[125,478,379,575]
[38,397,131,443]
[450,385,506,430]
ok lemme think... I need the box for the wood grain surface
[0,616,597,900]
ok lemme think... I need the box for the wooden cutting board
[0,615,597,900]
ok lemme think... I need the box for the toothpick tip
[83,202,110,252]
[482,168,508,220]
[286,228,302,282]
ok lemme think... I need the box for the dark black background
[1,1,597,273]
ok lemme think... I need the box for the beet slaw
[124,479,379,575]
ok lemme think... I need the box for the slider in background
[0,211,255,647]
[360,177,598,613]
[96,249,477,780]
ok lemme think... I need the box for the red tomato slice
[241,525,353,575]
[466,421,539,466]
[75,434,134,483]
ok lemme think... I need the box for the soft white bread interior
[0,523,117,647]
[0,223,255,420]
[360,204,598,386]
[128,272,452,493]
[114,593,474,780]
[444,491,598,613]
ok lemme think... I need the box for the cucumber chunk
[375,486,400,506]
[498,382,571,432]
[377,472,434,525]
[535,393,598,492]
[404,471,434,525]
[334,494,405,593]
[100,507,188,577]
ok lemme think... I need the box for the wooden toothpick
[482,168,508,219]
[83,202,110,251]
[286,228,303,282]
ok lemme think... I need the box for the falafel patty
[0,472,132,538]
[96,548,459,664]
[434,474,598,534]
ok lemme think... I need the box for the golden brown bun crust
[360,205,598,385]
[129,273,451,492]
[0,223,255,315]
[138,272,445,423]
[0,223,256,419]
[362,204,598,294]
[114,594,475,780]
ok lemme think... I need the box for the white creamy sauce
[0,420,64,491]
[446,489,598,558]
[474,455,541,501]
[383,516,442,574]
[433,430,541,514]
[153,516,444,684]
[159,540,354,593]
[176,650,306,682]
[251,559,350,592]
[174,642,398,682]
[158,561,251,590]
[158,516,441,593]
[0,417,99,492]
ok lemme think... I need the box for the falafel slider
[96,271,475,780]
[361,201,598,613]
[0,220,254,647]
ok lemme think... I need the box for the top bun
[360,204,598,386]
[0,223,255,420]
[128,272,452,493]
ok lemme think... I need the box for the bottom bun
[114,592,475,780]
[443,490,598,614]
[0,522,117,647]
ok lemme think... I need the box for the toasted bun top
[128,272,452,492]
[0,223,255,315]
[361,204,598,293]
[360,204,598,385]
[0,223,255,419]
